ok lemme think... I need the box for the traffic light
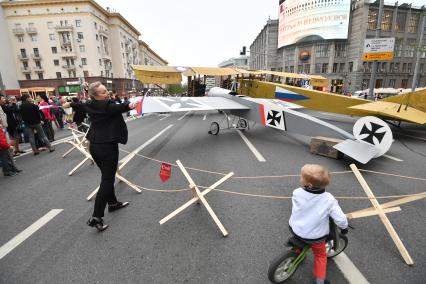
[240,46,246,55]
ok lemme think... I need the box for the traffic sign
[363,38,395,61]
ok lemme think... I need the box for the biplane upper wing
[348,101,426,124]
[139,96,250,114]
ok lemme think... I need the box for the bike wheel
[209,122,219,135]
[237,118,248,129]
[326,235,348,258]
[267,251,299,283]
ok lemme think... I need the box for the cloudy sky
[96,0,425,67]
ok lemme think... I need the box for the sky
[96,0,425,67]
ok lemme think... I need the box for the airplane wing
[138,96,250,114]
[348,101,426,124]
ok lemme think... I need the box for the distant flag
[136,95,145,115]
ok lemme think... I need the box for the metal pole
[411,8,426,91]
[368,0,385,99]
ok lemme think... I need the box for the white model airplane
[134,87,393,164]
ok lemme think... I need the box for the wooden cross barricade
[349,164,416,265]
[86,124,174,201]
[62,126,94,176]
[159,160,234,237]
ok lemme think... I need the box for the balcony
[55,24,73,32]
[60,52,77,58]
[105,64,112,71]
[34,66,44,72]
[21,66,31,73]
[98,29,109,37]
[18,54,29,60]
[13,28,25,35]
[31,53,42,60]
[26,27,37,34]
[62,64,76,70]
[60,40,72,47]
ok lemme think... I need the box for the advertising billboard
[278,0,351,48]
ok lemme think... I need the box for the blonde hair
[88,81,102,98]
[300,164,330,188]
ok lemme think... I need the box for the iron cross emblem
[267,110,282,127]
[359,122,386,145]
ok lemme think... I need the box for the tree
[167,84,185,95]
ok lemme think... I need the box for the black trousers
[90,143,119,218]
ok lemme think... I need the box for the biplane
[130,65,413,164]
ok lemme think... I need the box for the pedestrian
[64,81,136,232]
[51,96,65,129]
[19,94,55,155]
[288,164,348,284]
[0,126,21,177]
[70,97,88,132]
[36,94,55,141]
[1,96,24,156]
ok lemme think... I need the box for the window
[321,63,328,73]
[394,38,403,57]
[81,58,87,65]
[401,79,408,88]
[315,43,329,57]
[97,46,100,53]
[33,48,39,57]
[407,14,419,33]
[285,48,295,61]
[94,22,97,29]
[51,47,57,54]
[402,63,407,73]
[407,63,412,73]
[79,45,85,52]
[37,73,43,79]
[31,35,37,42]
[315,63,321,73]
[25,74,31,80]
[68,70,76,78]
[23,61,28,68]
[56,72,62,78]
[389,79,395,88]
[362,79,369,89]
[99,59,102,66]
[77,32,83,40]
[349,62,353,72]
[368,9,378,30]
[35,60,41,68]
[96,34,99,41]
[332,63,338,73]
[405,39,416,57]
[53,59,59,66]
[49,34,55,40]
[20,48,27,57]
[75,20,81,27]
[420,63,425,74]
[381,10,393,31]
[394,62,400,73]
[297,65,302,73]
[303,64,310,74]
[18,35,24,42]
[339,63,345,73]
[395,13,406,32]
[101,70,103,77]
[334,43,346,57]
[380,62,387,73]
[83,71,89,77]
[47,21,53,28]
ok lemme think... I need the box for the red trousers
[311,241,327,280]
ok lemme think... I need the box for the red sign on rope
[159,162,172,182]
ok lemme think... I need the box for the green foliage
[167,84,185,94]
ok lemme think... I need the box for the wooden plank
[352,193,426,214]
[86,186,99,201]
[68,157,89,176]
[350,164,414,265]
[346,206,401,219]
[116,174,142,193]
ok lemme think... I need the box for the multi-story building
[249,19,280,71]
[218,55,250,69]
[0,0,167,95]
[251,1,425,93]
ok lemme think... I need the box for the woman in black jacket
[66,82,136,232]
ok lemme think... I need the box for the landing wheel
[208,122,219,135]
[237,118,248,129]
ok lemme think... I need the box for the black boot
[108,201,129,212]
[87,217,108,232]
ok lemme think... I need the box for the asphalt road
[0,111,425,284]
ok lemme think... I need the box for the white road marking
[333,252,370,284]
[203,114,207,121]
[177,111,191,121]
[0,209,63,260]
[119,124,173,164]
[383,154,404,162]
[160,114,170,121]
[236,130,266,162]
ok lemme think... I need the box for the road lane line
[396,133,426,142]
[160,114,170,121]
[118,124,174,164]
[0,209,63,260]
[236,130,266,162]
[383,154,404,162]
[203,114,207,120]
[178,111,190,121]
[333,252,370,284]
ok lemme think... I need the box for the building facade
[0,5,19,93]
[252,1,426,93]
[0,0,167,95]
[218,55,250,69]
[249,19,280,71]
